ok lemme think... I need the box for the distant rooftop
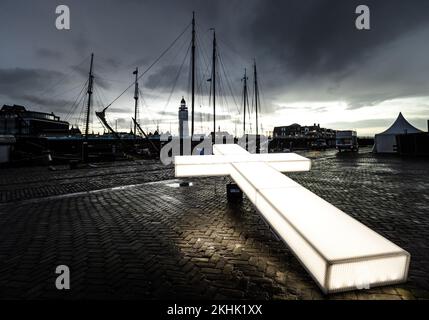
[1,104,27,112]
[1,104,66,122]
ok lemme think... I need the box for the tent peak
[379,112,421,135]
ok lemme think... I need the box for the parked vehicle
[336,130,358,152]
[310,138,328,150]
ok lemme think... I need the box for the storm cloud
[0,0,428,134]
[0,67,73,110]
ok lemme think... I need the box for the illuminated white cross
[175,144,410,294]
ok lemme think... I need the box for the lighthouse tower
[178,97,189,139]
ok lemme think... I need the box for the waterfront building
[0,104,69,136]
[273,123,336,139]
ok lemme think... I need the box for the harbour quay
[0,148,428,299]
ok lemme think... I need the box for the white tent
[373,112,422,153]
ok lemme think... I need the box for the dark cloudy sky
[1,0,428,135]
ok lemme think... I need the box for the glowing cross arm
[174,148,311,177]
[174,144,410,293]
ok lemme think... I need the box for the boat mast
[191,11,196,137]
[254,60,259,153]
[133,67,139,138]
[85,53,94,140]
[211,29,216,143]
[242,68,248,136]
[254,60,259,137]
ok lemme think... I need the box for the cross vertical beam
[174,144,410,294]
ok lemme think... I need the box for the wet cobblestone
[0,149,428,299]
[0,160,173,203]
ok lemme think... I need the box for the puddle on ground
[166,181,194,188]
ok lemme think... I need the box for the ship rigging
[43,11,267,161]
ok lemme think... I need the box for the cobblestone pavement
[0,160,173,203]
[0,149,428,300]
